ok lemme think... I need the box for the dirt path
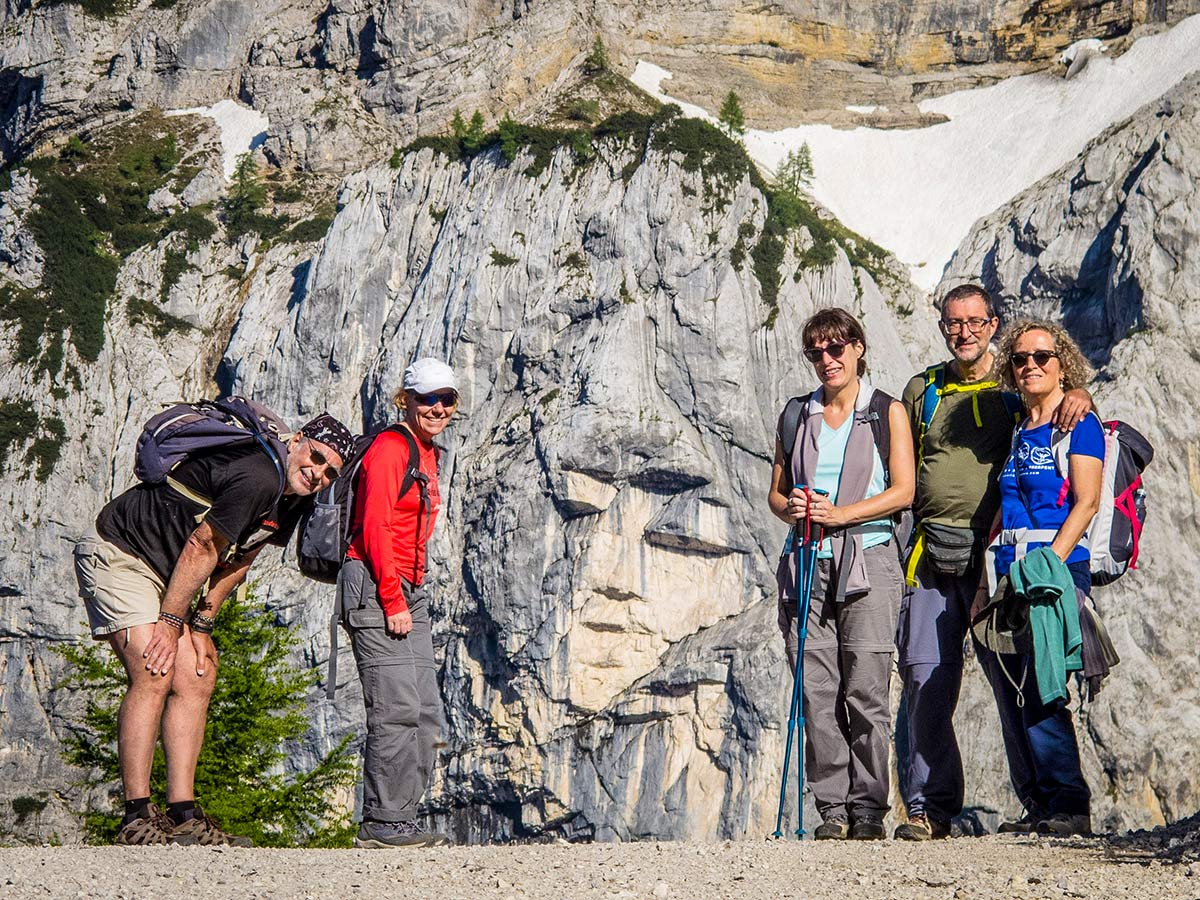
[1,834,1196,899]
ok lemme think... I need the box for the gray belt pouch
[923,522,981,576]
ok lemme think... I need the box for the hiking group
[70,282,1148,849]
[769,284,1149,842]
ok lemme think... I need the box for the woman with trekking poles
[337,358,460,849]
[975,321,1104,838]
[768,307,915,841]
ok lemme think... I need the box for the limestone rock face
[939,71,1200,831]
[0,126,939,842]
[5,1,1200,169]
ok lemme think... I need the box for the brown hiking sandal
[169,808,253,847]
[115,803,180,846]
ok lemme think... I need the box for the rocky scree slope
[0,109,939,842]
[5,0,1200,173]
[938,70,1200,830]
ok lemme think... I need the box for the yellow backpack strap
[905,524,926,587]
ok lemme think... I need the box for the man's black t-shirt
[97,445,306,584]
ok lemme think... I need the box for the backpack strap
[916,364,946,464]
[864,388,892,483]
[778,394,809,490]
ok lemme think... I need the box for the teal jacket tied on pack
[1008,546,1083,706]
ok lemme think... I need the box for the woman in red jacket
[338,358,458,849]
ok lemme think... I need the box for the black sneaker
[355,819,436,848]
[851,815,886,840]
[812,815,850,840]
[997,813,1040,834]
[893,813,950,841]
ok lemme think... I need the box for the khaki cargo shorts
[74,526,166,639]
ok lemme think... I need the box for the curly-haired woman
[980,319,1103,838]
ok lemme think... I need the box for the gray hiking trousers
[338,558,443,823]
[778,541,901,820]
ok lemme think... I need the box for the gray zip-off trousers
[778,540,901,820]
[338,557,442,824]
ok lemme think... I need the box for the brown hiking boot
[894,813,951,841]
[169,808,253,847]
[115,803,179,846]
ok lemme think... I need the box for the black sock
[167,800,197,825]
[123,797,152,825]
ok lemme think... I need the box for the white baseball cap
[403,358,458,394]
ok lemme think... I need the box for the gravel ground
[1,834,1198,900]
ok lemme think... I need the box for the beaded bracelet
[189,612,216,635]
[158,611,186,631]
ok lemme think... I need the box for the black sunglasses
[1010,350,1059,369]
[802,342,848,363]
[414,391,459,408]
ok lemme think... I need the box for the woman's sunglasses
[414,391,459,408]
[802,342,848,363]
[1010,350,1058,369]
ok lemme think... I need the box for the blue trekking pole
[794,489,827,839]
[772,486,816,839]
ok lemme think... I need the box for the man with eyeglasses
[74,411,355,846]
[893,285,1091,840]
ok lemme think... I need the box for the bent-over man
[74,411,355,846]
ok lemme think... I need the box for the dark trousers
[975,561,1092,819]
[895,565,977,823]
[338,558,442,823]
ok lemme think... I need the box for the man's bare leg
[162,628,216,803]
[108,625,173,801]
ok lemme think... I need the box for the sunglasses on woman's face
[1010,350,1059,369]
[802,342,848,363]
[414,391,458,408]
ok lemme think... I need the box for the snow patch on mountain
[632,14,1200,292]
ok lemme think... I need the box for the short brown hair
[939,284,996,319]
[801,307,868,376]
[995,319,1093,392]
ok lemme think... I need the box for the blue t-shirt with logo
[995,415,1105,577]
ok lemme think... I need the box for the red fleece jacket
[346,428,440,615]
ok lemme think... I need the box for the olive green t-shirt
[902,366,1022,530]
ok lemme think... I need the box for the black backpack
[296,425,431,583]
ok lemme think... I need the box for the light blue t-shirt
[785,415,891,559]
[994,415,1106,577]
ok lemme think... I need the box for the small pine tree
[449,110,466,140]
[775,143,815,197]
[462,111,487,154]
[718,90,746,138]
[584,35,609,74]
[497,114,521,163]
[56,589,358,847]
[223,153,268,236]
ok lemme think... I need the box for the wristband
[158,611,186,631]
[189,612,216,634]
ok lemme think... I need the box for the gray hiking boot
[997,813,1040,834]
[355,819,435,848]
[894,813,950,841]
[1036,813,1092,837]
[851,814,886,841]
[812,815,850,840]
